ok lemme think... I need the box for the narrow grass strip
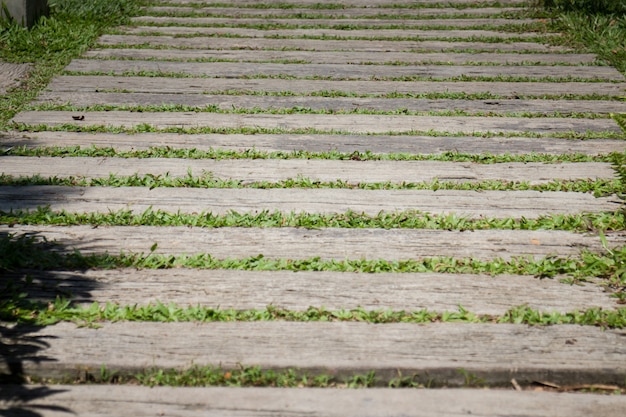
[2,207,625,233]
[24,103,612,120]
[3,146,619,163]
[2,296,626,329]
[0,173,622,196]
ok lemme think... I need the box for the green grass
[3,146,618,162]
[0,0,141,130]
[3,206,626,232]
[534,1,626,74]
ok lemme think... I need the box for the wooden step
[2,322,625,386]
[11,111,621,135]
[44,75,626,98]
[83,48,599,65]
[3,131,624,155]
[118,25,555,40]
[131,16,545,28]
[0,157,616,183]
[1,186,620,220]
[144,6,524,18]
[97,34,568,53]
[64,59,625,81]
[2,225,622,261]
[35,92,626,116]
[7,269,616,314]
[4,385,626,417]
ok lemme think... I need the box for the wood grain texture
[97,34,568,53]
[165,0,530,5]
[65,59,624,81]
[83,48,599,65]
[44,75,626,97]
[2,322,626,386]
[3,385,626,417]
[119,25,555,40]
[35,92,626,116]
[1,225,622,261]
[11,111,621,134]
[8,269,616,314]
[3,131,624,155]
[145,6,524,18]
[1,186,620,220]
[131,16,544,28]
[0,157,616,183]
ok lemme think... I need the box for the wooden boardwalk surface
[2,0,626,415]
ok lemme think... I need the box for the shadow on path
[1,229,100,416]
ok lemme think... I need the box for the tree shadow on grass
[1,231,100,416]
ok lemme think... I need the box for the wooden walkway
[2,0,626,415]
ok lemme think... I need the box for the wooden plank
[0,157,617,184]
[163,0,530,6]
[145,6,524,18]
[2,322,626,386]
[44,76,626,98]
[1,186,620,220]
[83,48,599,65]
[35,92,626,116]
[3,131,624,155]
[8,269,616,314]
[120,25,553,40]
[3,386,626,417]
[65,59,624,81]
[11,385,626,417]
[97,34,568,53]
[11,111,621,135]
[1,225,621,260]
[131,16,544,28]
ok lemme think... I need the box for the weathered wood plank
[131,16,544,28]
[120,25,553,40]
[3,131,624,155]
[2,322,626,386]
[35,92,626,116]
[4,386,626,417]
[1,225,621,260]
[163,0,530,5]
[97,34,567,53]
[8,269,616,314]
[145,6,524,18]
[1,186,620,220]
[65,59,623,81]
[83,48,599,65]
[11,111,621,135]
[0,157,617,184]
[44,75,626,98]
